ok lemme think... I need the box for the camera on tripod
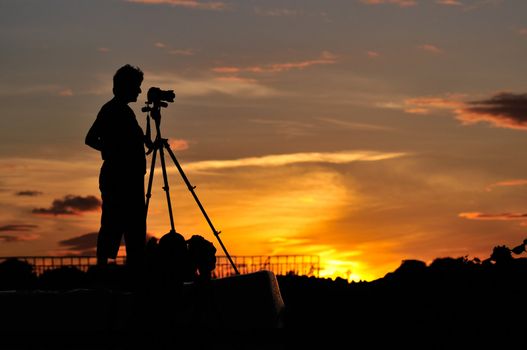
[147,87,176,104]
[141,83,239,274]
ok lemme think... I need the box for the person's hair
[112,64,143,96]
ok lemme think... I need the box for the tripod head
[142,86,175,121]
[141,102,168,112]
[142,99,169,155]
[142,102,164,124]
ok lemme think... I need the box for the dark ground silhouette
[1,241,527,348]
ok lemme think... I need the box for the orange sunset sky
[1,0,527,281]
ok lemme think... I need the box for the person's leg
[97,164,124,266]
[123,175,147,270]
[97,191,124,264]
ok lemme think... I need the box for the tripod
[142,100,239,275]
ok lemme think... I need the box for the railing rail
[0,255,320,278]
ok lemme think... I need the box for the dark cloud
[58,232,159,255]
[0,224,38,232]
[16,190,43,196]
[0,235,23,243]
[461,93,527,129]
[59,232,123,254]
[0,224,39,242]
[59,232,98,251]
[32,195,101,216]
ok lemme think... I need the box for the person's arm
[85,117,102,151]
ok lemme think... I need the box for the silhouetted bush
[0,258,37,290]
[38,266,87,290]
[85,263,130,291]
[490,245,514,265]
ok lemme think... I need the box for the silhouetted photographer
[85,64,148,272]
[86,63,237,289]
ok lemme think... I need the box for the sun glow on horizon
[318,258,374,282]
[0,151,409,280]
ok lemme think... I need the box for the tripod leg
[162,140,240,275]
[158,143,177,233]
[145,146,158,216]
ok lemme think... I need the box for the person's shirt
[86,97,146,175]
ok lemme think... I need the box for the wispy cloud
[317,117,394,131]
[58,88,74,97]
[168,49,195,56]
[249,118,315,137]
[168,138,190,151]
[256,116,391,139]
[359,0,417,7]
[253,6,332,20]
[145,71,277,97]
[366,51,380,58]
[126,0,226,10]
[0,84,75,97]
[154,42,196,56]
[32,195,101,216]
[486,179,527,191]
[418,44,443,54]
[436,0,463,5]
[212,51,338,74]
[459,212,527,221]
[403,95,464,114]
[182,150,407,172]
[253,7,299,17]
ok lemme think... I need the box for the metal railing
[214,255,320,278]
[0,255,320,278]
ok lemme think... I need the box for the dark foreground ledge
[0,270,286,349]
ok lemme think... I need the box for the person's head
[113,64,143,103]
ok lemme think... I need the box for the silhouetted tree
[490,245,513,265]
[384,259,427,283]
